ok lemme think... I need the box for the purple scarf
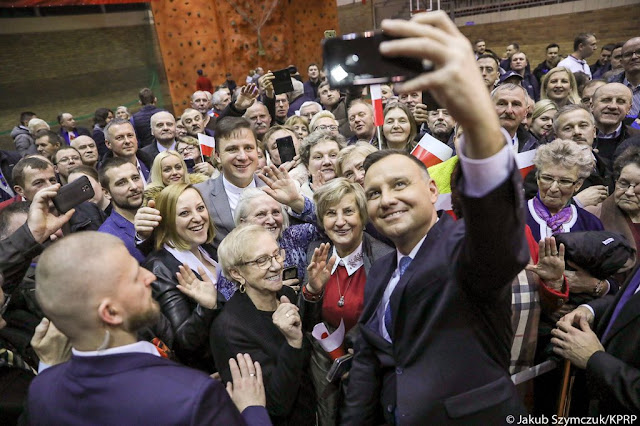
[532,193,573,234]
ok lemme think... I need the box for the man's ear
[14,185,24,198]
[54,164,60,174]
[105,139,112,151]
[97,299,124,326]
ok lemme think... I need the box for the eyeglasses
[0,294,11,317]
[241,249,285,269]
[622,49,640,60]
[616,180,640,192]
[57,155,81,164]
[177,145,197,155]
[316,125,338,131]
[537,174,579,188]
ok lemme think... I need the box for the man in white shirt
[194,117,263,249]
[557,32,598,78]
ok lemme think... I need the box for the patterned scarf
[532,193,573,234]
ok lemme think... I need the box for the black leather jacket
[143,247,222,372]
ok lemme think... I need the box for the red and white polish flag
[197,133,216,158]
[369,84,384,127]
[411,133,453,168]
[516,149,537,179]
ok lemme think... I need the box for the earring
[239,283,246,293]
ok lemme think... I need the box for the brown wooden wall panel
[151,0,338,115]
[458,5,640,68]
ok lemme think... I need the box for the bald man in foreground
[25,232,271,426]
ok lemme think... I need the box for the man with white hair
[298,101,322,121]
[140,111,177,161]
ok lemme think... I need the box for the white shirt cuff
[457,128,514,198]
[579,304,596,320]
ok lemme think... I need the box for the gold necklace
[336,265,354,308]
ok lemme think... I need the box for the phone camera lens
[346,54,359,66]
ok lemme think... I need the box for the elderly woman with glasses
[175,136,218,178]
[309,111,340,137]
[212,225,316,426]
[587,147,640,265]
[527,139,603,241]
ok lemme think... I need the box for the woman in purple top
[526,139,604,241]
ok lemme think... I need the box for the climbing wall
[151,0,339,115]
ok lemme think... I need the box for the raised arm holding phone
[340,11,529,424]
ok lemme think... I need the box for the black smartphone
[323,31,430,88]
[326,353,354,382]
[283,266,298,281]
[184,158,195,173]
[276,136,296,163]
[53,175,95,213]
[272,68,294,95]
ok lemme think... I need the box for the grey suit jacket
[194,174,264,250]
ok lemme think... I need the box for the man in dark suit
[25,231,271,425]
[140,111,178,162]
[194,117,264,250]
[551,265,640,415]
[341,12,530,424]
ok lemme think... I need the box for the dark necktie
[384,256,412,340]
[602,273,640,341]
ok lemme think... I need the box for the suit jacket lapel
[210,177,234,232]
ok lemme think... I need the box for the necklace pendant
[337,296,345,307]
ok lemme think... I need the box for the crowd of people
[1,10,640,425]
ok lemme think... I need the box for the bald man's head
[36,232,159,347]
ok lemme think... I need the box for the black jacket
[0,150,21,202]
[132,105,164,148]
[211,287,316,426]
[143,247,221,372]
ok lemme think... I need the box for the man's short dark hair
[197,69,203,75]
[69,165,99,182]
[363,149,429,176]
[35,129,63,146]
[52,146,80,166]
[103,118,133,143]
[477,53,500,68]
[474,38,484,45]
[546,43,560,51]
[0,201,30,240]
[509,42,520,50]
[138,88,155,105]
[20,111,36,126]
[613,42,624,50]
[214,117,255,154]
[99,156,134,189]
[12,157,53,188]
[574,33,595,51]
[602,44,615,52]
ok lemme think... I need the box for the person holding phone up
[342,11,530,424]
